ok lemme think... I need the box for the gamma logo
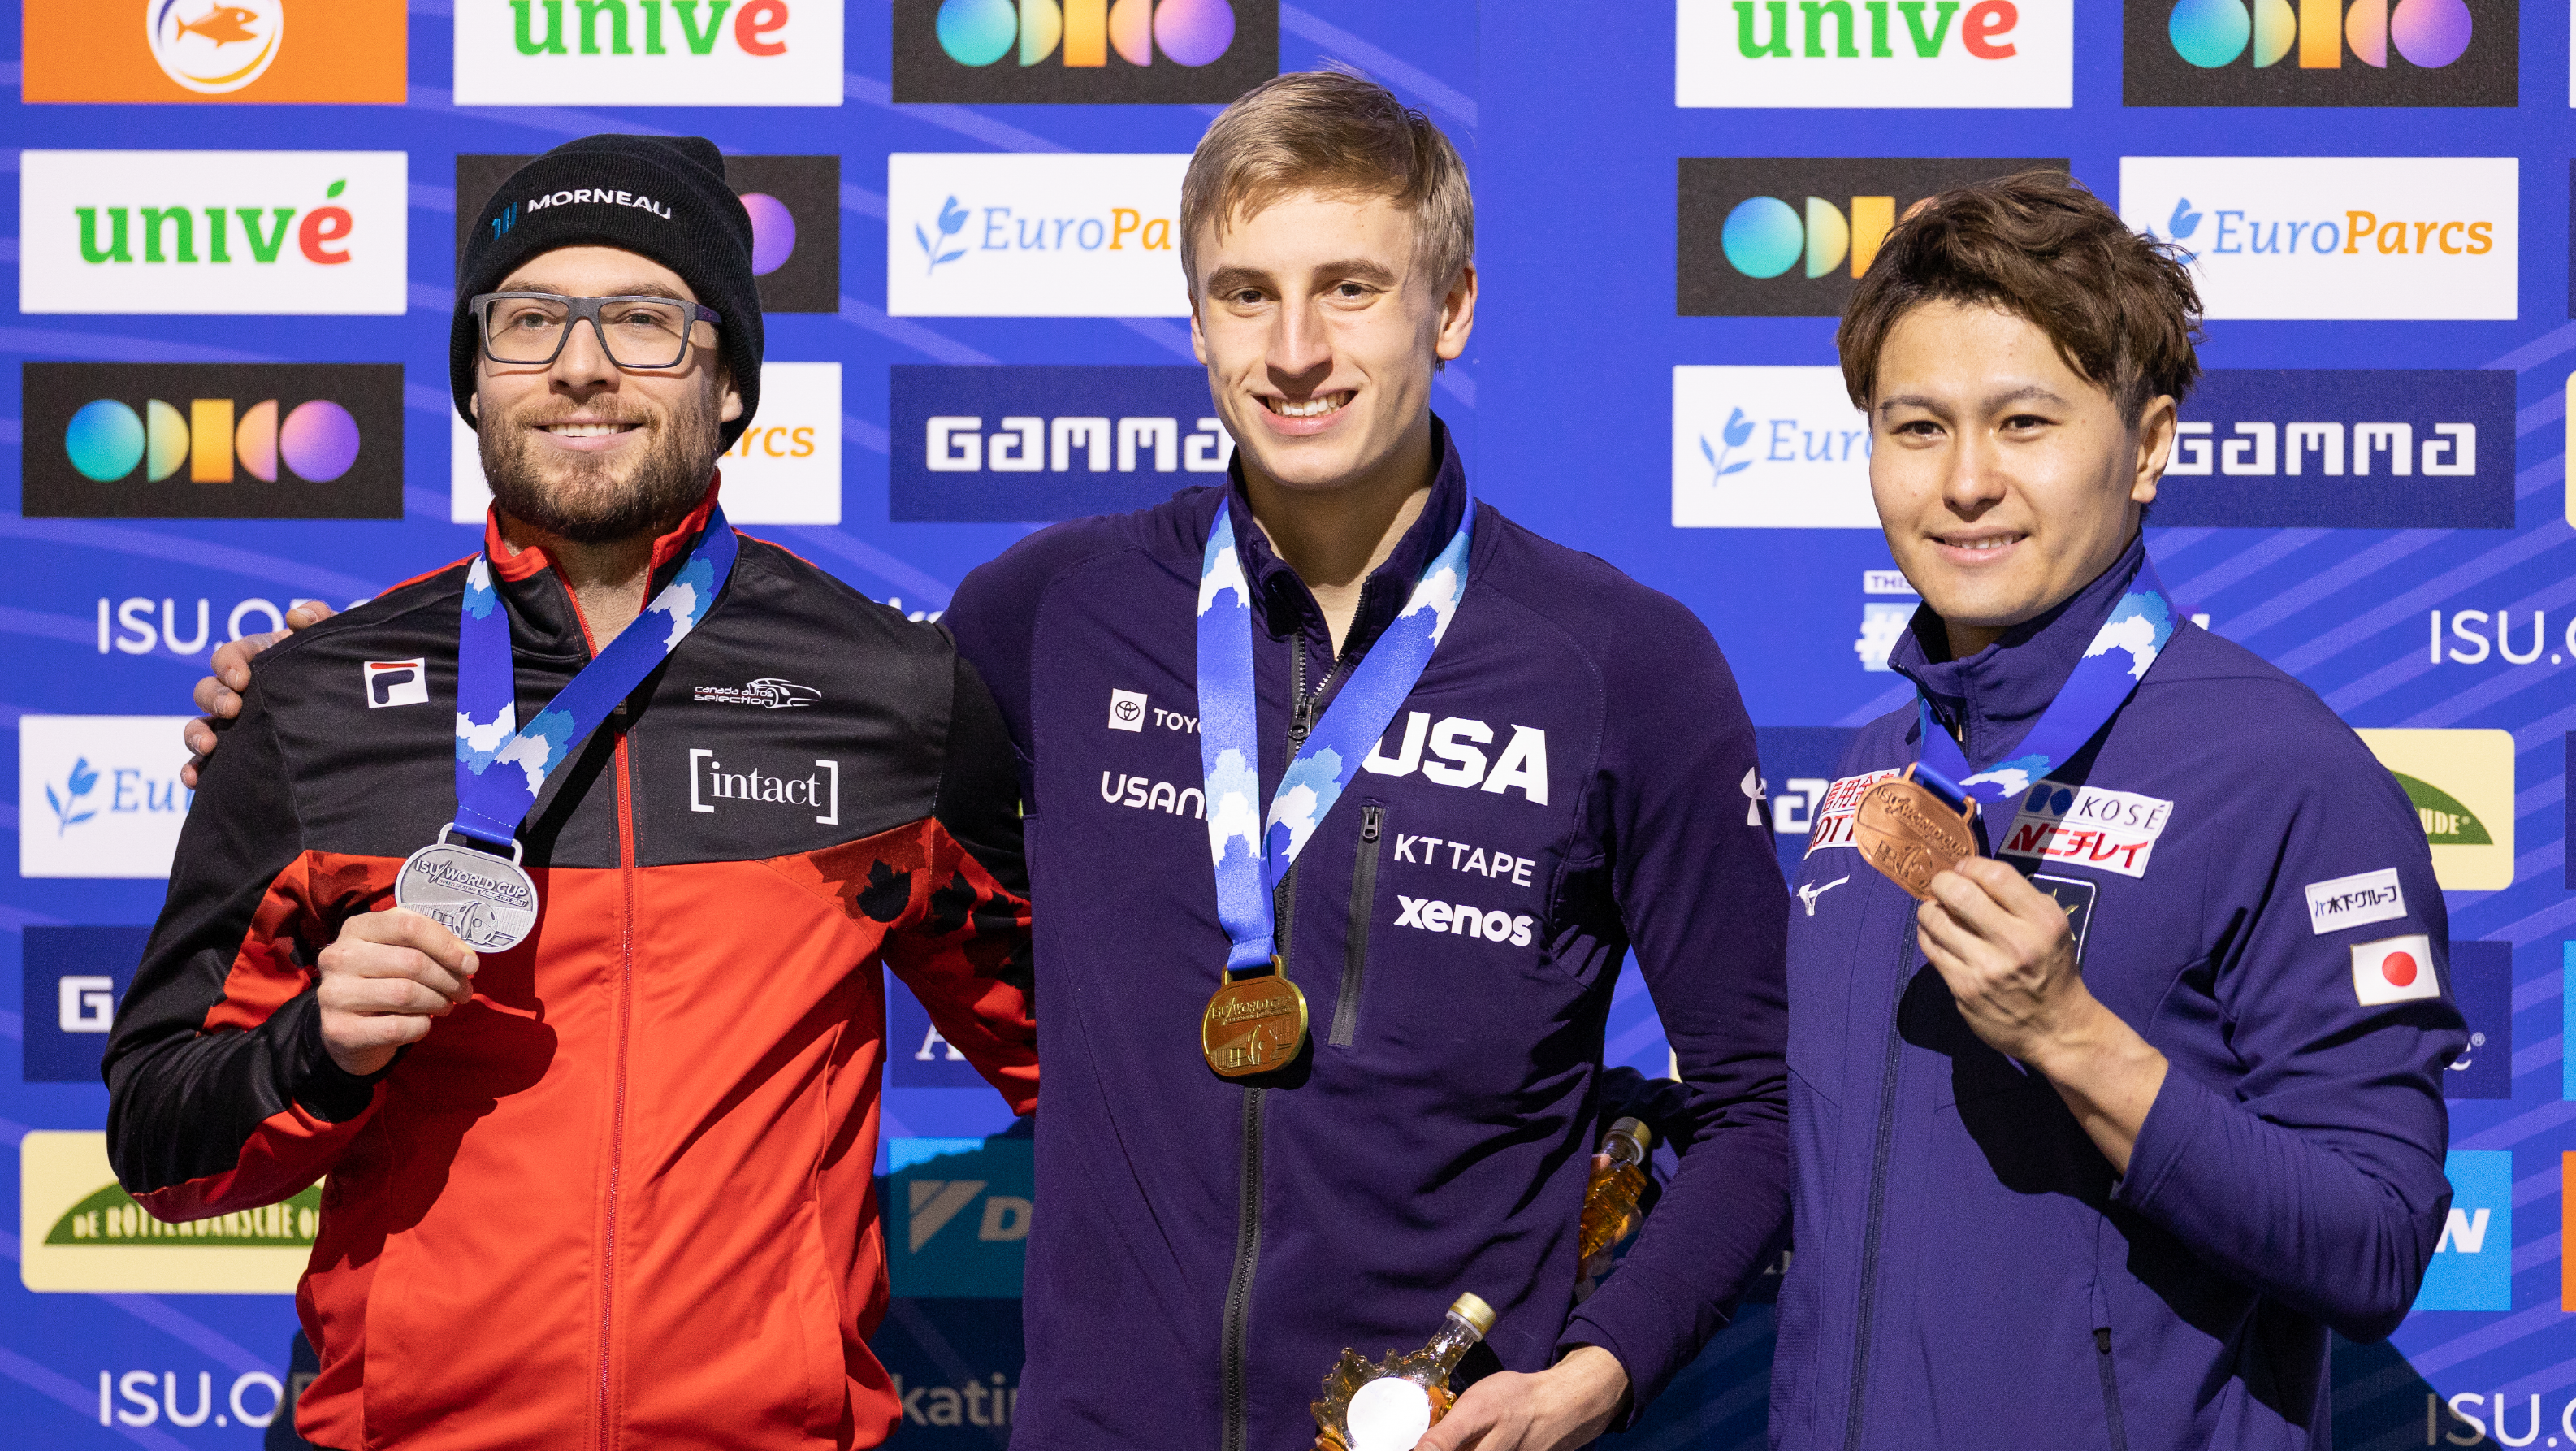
[454,0,846,106]
[895,0,1277,104]
[2127,0,2510,108]
[24,363,403,520]
[2153,369,2512,528]
[1678,0,2071,109]
[2356,728,2513,891]
[26,1,405,104]
[1678,157,2060,317]
[457,154,838,313]
[892,366,1232,521]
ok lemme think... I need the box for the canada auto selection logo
[1678,157,2060,316]
[457,154,837,313]
[894,0,1276,104]
[2127,0,2509,107]
[1676,0,2070,109]
[24,362,403,520]
[695,678,823,708]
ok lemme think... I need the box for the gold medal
[1854,764,1981,901]
[1202,956,1310,1078]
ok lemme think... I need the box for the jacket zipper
[2094,1328,2130,1451]
[1332,804,1385,1047]
[1839,925,1916,1451]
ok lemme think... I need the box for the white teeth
[1948,537,2014,552]
[544,422,630,437]
[1274,394,1345,419]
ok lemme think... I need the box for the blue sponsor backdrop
[1,2,2571,1448]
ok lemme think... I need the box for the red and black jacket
[103,485,1037,1451]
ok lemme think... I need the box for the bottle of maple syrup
[1312,1293,1496,1451]
[1577,1117,1653,1263]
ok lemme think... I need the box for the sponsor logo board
[2155,370,2512,527]
[21,1131,311,1293]
[22,928,151,1085]
[886,1136,1032,1297]
[1679,0,2071,109]
[2415,1148,2509,1311]
[1678,157,2061,317]
[452,361,842,524]
[887,154,1189,318]
[891,366,1232,521]
[893,0,1277,104]
[1673,366,1875,527]
[2356,728,2514,890]
[19,717,198,881]
[19,151,408,316]
[2119,156,2517,321]
[23,362,404,520]
[457,154,839,313]
[25,0,407,104]
[453,0,845,106]
[2444,939,2507,1100]
[2126,0,2513,109]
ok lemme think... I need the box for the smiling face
[1188,189,1474,500]
[1868,299,2176,657]
[471,245,743,544]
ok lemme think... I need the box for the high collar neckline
[482,471,725,583]
[1224,415,1470,648]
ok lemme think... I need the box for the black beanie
[452,135,763,448]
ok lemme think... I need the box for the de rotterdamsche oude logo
[894,0,1277,104]
[2125,0,2510,107]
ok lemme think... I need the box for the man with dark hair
[1774,171,2463,1450]
[123,135,1037,1449]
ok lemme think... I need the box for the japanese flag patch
[2350,933,2440,1007]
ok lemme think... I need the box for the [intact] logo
[1678,0,2070,109]
[24,362,403,520]
[2154,370,2512,527]
[457,154,838,313]
[889,153,1189,318]
[1673,366,1876,527]
[25,1,407,104]
[894,0,1278,104]
[2127,0,2512,108]
[19,717,197,881]
[19,150,408,316]
[894,366,1232,521]
[1679,157,2063,317]
[2356,728,2514,890]
[23,927,151,1084]
[454,0,845,106]
[2120,156,2517,320]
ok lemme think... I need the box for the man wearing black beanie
[124,136,1041,1449]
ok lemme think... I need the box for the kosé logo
[892,366,1233,521]
[1679,0,2069,109]
[19,150,409,316]
[1679,157,2060,317]
[2119,156,2516,320]
[888,154,1189,318]
[894,0,1277,105]
[453,0,846,106]
[19,717,197,881]
[1672,366,1876,528]
[2125,0,2512,108]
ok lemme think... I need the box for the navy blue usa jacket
[944,422,1791,1451]
[1772,538,2465,1451]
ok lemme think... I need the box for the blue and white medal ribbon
[1193,492,1473,1075]
[395,508,738,952]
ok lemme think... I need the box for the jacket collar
[477,471,726,659]
[1890,532,2150,768]
[1225,415,1470,653]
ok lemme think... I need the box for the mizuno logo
[1796,876,1848,916]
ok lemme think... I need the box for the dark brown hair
[1838,171,2203,426]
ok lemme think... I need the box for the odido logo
[25,1,405,103]
[894,0,1277,103]
[24,363,405,520]
[454,0,846,106]
[19,151,409,317]
[1677,0,2072,109]
[2124,0,2512,106]
[1678,157,2060,317]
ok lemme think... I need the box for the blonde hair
[1180,70,1474,297]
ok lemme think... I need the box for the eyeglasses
[471,292,722,370]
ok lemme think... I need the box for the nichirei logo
[454,362,842,524]
[2120,156,2516,320]
[890,154,1189,318]
[895,0,1277,104]
[892,366,1233,521]
[2153,369,2511,528]
[2128,0,2510,107]
[2355,728,2514,890]
[454,0,845,106]
[21,151,407,317]
[24,1,405,103]
[1679,158,2061,316]
[1672,366,1876,527]
[457,154,838,313]
[24,363,403,520]
[1678,0,2071,108]
[19,717,197,881]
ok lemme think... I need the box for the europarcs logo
[894,0,1276,103]
[887,153,1190,318]
[2124,0,2511,106]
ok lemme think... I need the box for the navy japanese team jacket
[943,420,1791,1451]
[1772,537,2466,1451]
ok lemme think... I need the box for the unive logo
[19,717,198,881]
[28,1,405,104]
[2151,370,2513,528]
[2119,157,2516,320]
[2128,0,2511,106]
[457,155,837,314]
[148,0,285,93]
[888,154,1190,318]
[1673,366,1880,527]
[2356,728,2513,891]
[896,0,1275,104]
[1678,0,2072,109]
[893,366,1237,520]
[25,364,403,521]
[455,0,844,106]
[1679,158,2059,316]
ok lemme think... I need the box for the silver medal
[394,827,539,953]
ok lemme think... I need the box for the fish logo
[146,0,285,94]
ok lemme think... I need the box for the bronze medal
[1202,956,1310,1078]
[1854,764,1981,901]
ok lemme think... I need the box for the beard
[478,383,722,544]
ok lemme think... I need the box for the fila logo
[1394,894,1536,948]
[2351,933,2440,1007]
[365,659,428,708]
[1363,713,1549,805]
[1107,688,1147,732]
[687,747,840,825]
